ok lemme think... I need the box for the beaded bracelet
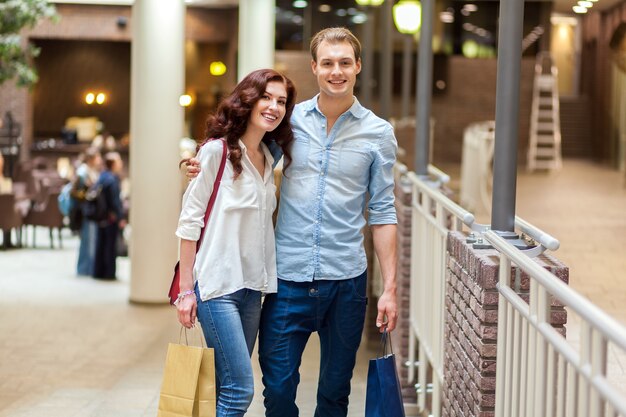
[174,289,195,305]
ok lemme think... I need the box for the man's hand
[376,289,398,332]
[183,158,201,180]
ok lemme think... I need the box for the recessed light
[319,4,331,12]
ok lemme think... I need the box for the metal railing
[396,162,626,417]
[486,230,626,417]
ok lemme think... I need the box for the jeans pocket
[348,272,368,302]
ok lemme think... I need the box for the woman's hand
[184,158,201,180]
[177,292,197,329]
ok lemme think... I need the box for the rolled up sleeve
[175,140,224,241]
[368,125,398,225]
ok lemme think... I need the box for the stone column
[238,0,275,82]
[442,232,568,417]
[129,0,184,303]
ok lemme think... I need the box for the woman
[75,147,102,276]
[93,152,125,280]
[175,69,296,417]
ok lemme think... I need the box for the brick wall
[430,56,535,165]
[442,231,569,417]
[391,176,418,404]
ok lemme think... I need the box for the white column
[129,0,184,303]
[238,0,275,81]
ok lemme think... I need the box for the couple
[175,27,398,417]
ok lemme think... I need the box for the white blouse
[176,139,278,301]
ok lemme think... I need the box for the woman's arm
[177,238,197,328]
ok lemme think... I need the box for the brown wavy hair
[190,69,296,179]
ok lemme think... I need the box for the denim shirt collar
[303,94,368,120]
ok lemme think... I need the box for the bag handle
[179,326,206,348]
[378,328,394,358]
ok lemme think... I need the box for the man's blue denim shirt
[272,95,397,282]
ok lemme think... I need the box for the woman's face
[248,81,288,133]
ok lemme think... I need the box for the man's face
[311,41,361,100]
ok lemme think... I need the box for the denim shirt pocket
[288,131,311,172]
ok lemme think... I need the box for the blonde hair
[310,27,361,63]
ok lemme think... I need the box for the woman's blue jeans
[77,220,97,276]
[258,271,368,417]
[195,286,261,417]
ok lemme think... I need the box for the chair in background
[0,194,24,249]
[23,191,64,249]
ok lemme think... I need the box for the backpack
[82,184,108,222]
[58,182,73,217]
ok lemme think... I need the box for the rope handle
[378,328,394,358]
[178,326,206,348]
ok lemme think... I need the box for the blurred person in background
[74,147,102,276]
[93,152,126,280]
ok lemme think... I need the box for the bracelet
[174,290,195,305]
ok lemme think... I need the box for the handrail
[484,230,626,350]
[407,171,477,230]
[514,216,560,251]
[394,161,450,185]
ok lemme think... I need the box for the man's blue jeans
[258,271,368,417]
[195,286,261,417]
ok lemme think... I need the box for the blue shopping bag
[365,330,406,417]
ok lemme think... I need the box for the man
[187,27,398,417]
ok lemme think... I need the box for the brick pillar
[442,231,568,417]
[391,177,418,404]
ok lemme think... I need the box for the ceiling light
[393,0,421,34]
[179,95,192,107]
[355,0,385,6]
[578,1,593,7]
[440,11,454,23]
[209,61,227,76]
[293,0,307,8]
[351,13,368,24]
[318,4,331,12]
[85,92,95,105]
[96,93,106,105]
[572,5,587,12]
[462,4,478,12]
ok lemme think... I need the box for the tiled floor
[0,158,625,416]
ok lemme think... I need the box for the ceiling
[50,0,625,18]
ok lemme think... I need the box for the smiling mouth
[261,113,278,122]
[328,80,346,85]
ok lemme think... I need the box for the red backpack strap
[196,138,227,252]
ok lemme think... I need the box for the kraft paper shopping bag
[157,330,216,417]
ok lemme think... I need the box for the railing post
[495,254,511,417]
[414,0,434,176]
[380,0,393,120]
[491,0,525,232]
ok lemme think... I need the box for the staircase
[527,52,562,172]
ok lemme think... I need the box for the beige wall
[551,22,576,96]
